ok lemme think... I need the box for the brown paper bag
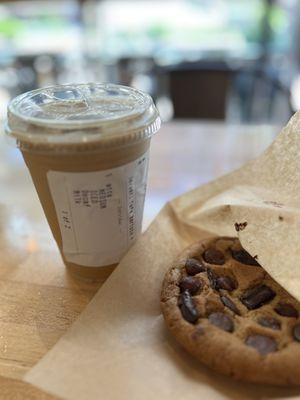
[25,113,300,399]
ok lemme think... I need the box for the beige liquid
[22,138,150,282]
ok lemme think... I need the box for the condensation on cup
[5,83,161,281]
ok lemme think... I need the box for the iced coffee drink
[6,83,160,281]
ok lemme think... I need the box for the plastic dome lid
[5,83,160,152]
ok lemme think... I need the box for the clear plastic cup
[5,83,160,281]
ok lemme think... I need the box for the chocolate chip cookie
[161,237,300,385]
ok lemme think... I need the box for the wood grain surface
[0,120,278,399]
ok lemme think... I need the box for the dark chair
[167,61,232,120]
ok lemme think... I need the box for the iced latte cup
[5,83,160,281]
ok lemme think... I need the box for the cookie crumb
[278,216,284,221]
[234,222,248,232]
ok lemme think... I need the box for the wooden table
[0,120,278,399]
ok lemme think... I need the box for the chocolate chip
[245,334,277,355]
[203,248,225,265]
[240,285,276,310]
[274,303,298,318]
[207,268,218,289]
[216,276,237,291]
[257,316,281,330]
[207,270,237,292]
[293,325,300,342]
[179,276,202,295]
[208,312,234,332]
[185,258,206,276]
[221,295,241,315]
[179,290,199,323]
[231,249,260,266]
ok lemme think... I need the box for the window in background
[95,0,266,64]
[0,0,81,56]
[0,0,297,123]
[0,0,85,117]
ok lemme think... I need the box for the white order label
[47,151,149,267]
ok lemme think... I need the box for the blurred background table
[0,120,279,399]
